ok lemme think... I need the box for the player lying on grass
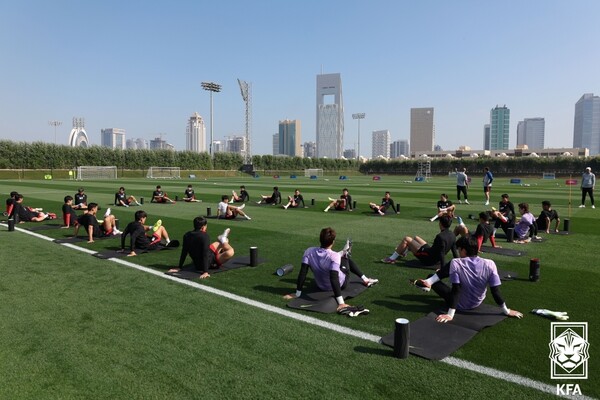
[14,194,55,222]
[73,203,120,243]
[151,185,175,204]
[184,184,201,202]
[232,185,249,203]
[282,189,306,209]
[369,191,397,215]
[256,186,281,205]
[217,195,251,220]
[382,215,458,267]
[120,210,172,256]
[323,188,352,212]
[115,187,141,207]
[409,236,523,323]
[168,217,234,279]
[430,193,456,222]
[453,212,498,252]
[283,227,378,315]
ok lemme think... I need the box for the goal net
[147,166,181,179]
[76,166,117,180]
[304,168,323,177]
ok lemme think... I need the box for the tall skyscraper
[101,128,125,149]
[273,133,279,155]
[278,119,302,157]
[316,73,344,158]
[573,93,600,155]
[490,105,510,150]
[186,112,206,153]
[372,130,391,158]
[150,136,173,150]
[303,141,316,158]
[410,108,434,154]
[390,140,409,158]
[517,118,545,149]
[226,136,246,154]
[483,124,491,150]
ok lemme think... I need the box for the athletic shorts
[483,186,491,193]
[93,227,112,238]
[415,245,435,266]
[208,243,221,267]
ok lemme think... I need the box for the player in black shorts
[537,200,560,233]
[167,217,235,279]
[369,191,397,215]
[232,185,249,203]
[73,188,88,210]
[453,212,498,252]
[257,186,281,205]
[382,215,458,266]
[120,210,172,256]
[5,191,19,217]
[62,195,80,228]
[73,203,120,243]
[324,188,353,212]
[430,193,456,222]
[184,184,201,202]
[151,185,175,204]
[115,187,141,207]
[14,194,51,222]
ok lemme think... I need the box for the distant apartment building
[390,140,409,158]
[186,112,206,153]
[303,141,316,158]
[150,136,174,150]
[279,119,302,157]
[316,73,344,158]
[273,133,279,155]
[101,128,125,149]
[212,140,223,153]
[226,136,246,155]
[410,108,434,154]
[517,118,545,149]
[343,149,356,159]
[483,124,491,150]
[372,130,391,158]
[490,105,510,150]
[573,93,600,155]
[126,138,149,149]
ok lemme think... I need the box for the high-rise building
[150,136,173,150]
[517,118,545,149]
[410,108,434,154]
[483,124,491,150]
[316,73,344,158]
[390,140,410,158]
[372,130,391,158]
[279,120,302,157]
[490,105,510,150]
[213,140,223,153]
[573,93,600,155]
[303,141,316,158]
[101,128,125,150]
[226,136,246,155]
[68,117,89,148]
[273,133,279,155]
[343,149,356,159]
[186,112,206,153]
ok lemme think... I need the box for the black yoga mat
[286,275,369,314]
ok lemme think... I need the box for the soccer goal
[304,168,323,178]
[542,172,556,180]
[146,167,181,179]
[76,166,118,180]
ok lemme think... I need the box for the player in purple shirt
[283,227,378,313]
[514,202,535,242]
[410,236,523,323]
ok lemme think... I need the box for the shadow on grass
[253,284,300,296]
[353,345,395,358]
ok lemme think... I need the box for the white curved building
[68,117,89,147]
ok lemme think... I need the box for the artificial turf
[1,175,598,398]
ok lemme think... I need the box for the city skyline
[1,1,599,157]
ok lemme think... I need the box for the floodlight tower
[352,113,365,160]
[237,78,252,164]
[201,81,222,158]
[48,120,62,144]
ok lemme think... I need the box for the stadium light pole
[48,120,62,144]
[352,113,365,160]
[201,81,222,159]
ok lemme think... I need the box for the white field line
[4,224,595,399]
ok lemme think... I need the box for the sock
[360,275,368,282]
[390,252,400,260]
[166,239,170,245]
[324,206,330,211]
[424,274,440,286]
[245,215,251,220]
[492,228,497,236]
[430,215,439,222]
[457,216,464,226]
[401,248,410,257]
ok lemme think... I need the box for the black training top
[121,221,150,250]
[79,213,101,237]
[184,188,195,198]
[74,193,87,206]
[425,229,458,267]
[178,229,211,272]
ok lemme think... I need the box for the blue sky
[1,0,599,156]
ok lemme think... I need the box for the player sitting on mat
[151,185,175,204]
[369,191,397,215]
[73,187,88,210]
[282,189,306,209]
[62,195,80,228]
[168,217,234,279]
[409,236,523,323]
[183,184,201,202]
[382,215,458,266]
[256,186,281,205]
[490,193,515,237]
[5,191,19,217]
[537,200,560,234]
[324,188,352,212]
[453,212,498,252]
[232,185,249,203]
[73,203,120,243]
[283,227,378,316]
[120,210,172,256]
[512,202,536,243]
[14,194,55,222]
[430,193,456,222]
[115,187,141,207]
[217,195,251,220]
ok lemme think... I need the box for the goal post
[146,167,181,179]
[76,166,118,180]
[304,168,323,178]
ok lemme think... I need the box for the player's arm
[490,285,523,318]
[436,283,461,323]
[284,263,310,299]
[329,269,348,310]
[87,225,94,243]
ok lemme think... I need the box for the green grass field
[1,175,598,399]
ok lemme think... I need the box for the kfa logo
[549,322,589,379]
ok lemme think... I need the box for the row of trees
[0,140,597,175]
